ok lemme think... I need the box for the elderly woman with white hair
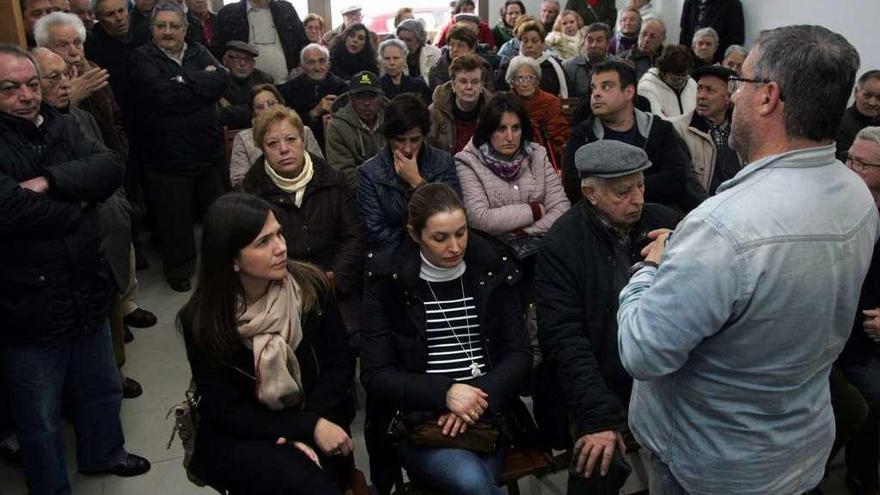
[395,18,441,84]
[377,38,431,103]
[506,55,570,155]
[495,19,569,98]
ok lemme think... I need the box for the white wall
[486,0,879,78]
[660,0,880,79]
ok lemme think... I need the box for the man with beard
[617,25,879,495]
[670,65,741,196]
[837,70,880,160]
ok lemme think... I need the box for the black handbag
[505,235,543,260]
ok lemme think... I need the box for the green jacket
[324,92,388,189]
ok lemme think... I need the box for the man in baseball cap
[325,71,388,187]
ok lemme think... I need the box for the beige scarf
[264,152,314,207]
[236,271,304,410]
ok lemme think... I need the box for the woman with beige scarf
[178,193,356,494]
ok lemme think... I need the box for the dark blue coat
[356,143,461,248]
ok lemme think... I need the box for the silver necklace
[426,277,483,378]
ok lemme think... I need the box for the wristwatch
[629,260,659,276]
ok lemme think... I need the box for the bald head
[32,47,71,109]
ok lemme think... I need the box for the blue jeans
[398,441,506,495]
[650,454,689,495]
[0,321,126,495]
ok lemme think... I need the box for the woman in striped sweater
[360,183,533,495]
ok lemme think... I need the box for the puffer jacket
[357,143,461,248]
[325,92,388,189]
[427,82,493,156]
[0,106,122,345]
[455,140,570,238]
[638,68,697,119]
[128,41,229,172]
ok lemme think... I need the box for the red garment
[587,0,599,6]
[436,20,496,49]
[201,14,215,46]
[454,118,477,154]
[520,89,570,155]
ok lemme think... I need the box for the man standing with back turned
[617,25,880,495]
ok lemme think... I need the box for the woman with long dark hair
[329,23,379,82]
[178,193,356,494]
[360,183,532,495]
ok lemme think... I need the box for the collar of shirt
[159,42,187,65]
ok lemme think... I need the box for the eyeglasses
[253,100,279,111]
[844,152,880,172]
[511,75,538,85]
[728,75,773,93]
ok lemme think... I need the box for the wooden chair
[560,97,581,125]
[223,127,242,165]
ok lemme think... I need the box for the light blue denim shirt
[617,144,880,495]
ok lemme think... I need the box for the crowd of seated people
[8,1,880,495]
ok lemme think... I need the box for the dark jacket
[218,68,275,129]
[357,143,461,248]
[128,41,229,172]
[84,24,146,130]
[836,105,880,161]
[562,108,703,212]
[182,281,355,488]
[378,74,431,105]
[679,0,745,58]
[79,60,129,159]
[329,49,379,83]
[360,233,531,492]
[533,201,680,448]
[278,72,349,152]
[0,106,123,346]
[840,241,880,365]
[216,0,309,71]
[186,11,220,58]
[241,154,365,296]
[618,45,659,81]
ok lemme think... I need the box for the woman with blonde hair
[544,10,584,60]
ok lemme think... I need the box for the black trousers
[144,166,224,281]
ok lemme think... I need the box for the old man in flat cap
[219,40,274,129]
[533,140,680,494]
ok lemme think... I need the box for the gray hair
[858,70,880,88]
[300,42,329,61]
[751,25,860,141]
[585,22,610,38]
[396,18,427,45]
[724,44,747,59]
[692,27,718,46]
[151,0,185,24]
[541,0,560,6]
[378,38,408,58]
[34,12,87,48]
[506,55,541,83]
[580,176,606,191]
[856,126,880,146]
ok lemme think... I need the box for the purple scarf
[478,142,530,181]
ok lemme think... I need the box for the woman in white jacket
[637,44,697,119]
[395,19,442,84]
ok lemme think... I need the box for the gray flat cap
[225,40,259,57]
[574,140,652,178]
